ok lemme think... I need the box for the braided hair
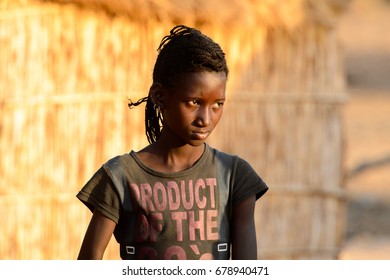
[128,25,229,144]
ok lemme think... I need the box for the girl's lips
[191,131,210,140]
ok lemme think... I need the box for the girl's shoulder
[102,151,139,170]
[208,145,247,167]
[208,145,260,179]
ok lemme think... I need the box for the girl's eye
[212,102,224,109]
[188,100,200,106]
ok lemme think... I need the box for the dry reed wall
[1,1,347,259]
[207,25,347,259]
[0,3,157,259]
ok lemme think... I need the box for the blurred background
[337,0,390,259]
[0,0,389,259]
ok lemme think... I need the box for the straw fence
[1,0,349,259]
[206,24,347,259]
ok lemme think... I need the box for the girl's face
[161,71,227,147]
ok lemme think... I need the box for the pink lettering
[205,178,217,208]
[153,182,167,211]
[129,184,140,202]
[140,183,155,212]
[194,179,207,209]
[163,246,186,260]
[171,211,187,241]
[138,247,157,259]
[189,210,205,241]
[200,253,213,260]
[167,181,180,210]
[180,179,194,210]
[206,210,219,240]
[149,213,163,242]
[190,244,200,255]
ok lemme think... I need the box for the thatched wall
[0,1,154,259]
[0,0,349,259]
[207,24,347,259]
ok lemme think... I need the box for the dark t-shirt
[77,144,268,260]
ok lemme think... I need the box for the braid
[128,25,228,144]
[128,96,162,144]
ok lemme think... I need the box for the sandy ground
[336,0,390,260]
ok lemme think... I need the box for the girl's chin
[187,138,207,147]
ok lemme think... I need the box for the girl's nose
[195,107,211,127]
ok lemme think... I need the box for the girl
[77,25,268,260]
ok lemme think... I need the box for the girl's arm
[231,195,257,260]
[77,210,116,260]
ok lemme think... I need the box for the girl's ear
[149,83,165,108]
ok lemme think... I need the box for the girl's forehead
[176,71,226,87]
[169,71,227,97]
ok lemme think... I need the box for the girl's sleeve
[76,167,121,224]
[232,158,269,204]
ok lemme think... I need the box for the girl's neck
[136,141,205,173]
